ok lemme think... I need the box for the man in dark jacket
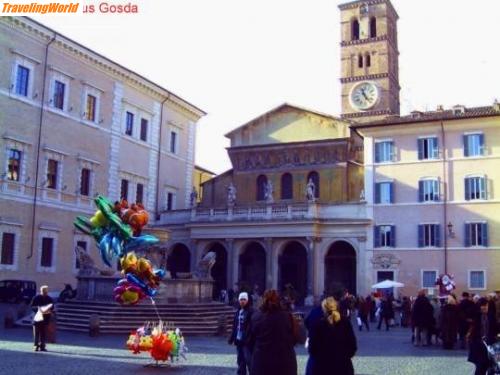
[228,292,254,375]
[411,290,434,346]
[30,285,54,352]
[468,298,497,375]
[458,292,476,349]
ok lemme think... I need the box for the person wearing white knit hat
[228,290,254,375]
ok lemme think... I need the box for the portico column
[232,242,240,290]
[264,237,273,290]
[306,237,321,302]
[225,239,234,289]
[189,239,199,272]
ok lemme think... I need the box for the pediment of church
[225,103,351,147]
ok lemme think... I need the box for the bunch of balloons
[126,322,187,363]
[74,195,165,304]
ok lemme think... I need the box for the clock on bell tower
[339,0,400,122]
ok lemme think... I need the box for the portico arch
[278,241,307,305]
[203,242,228,299]
[167,243,191,278]
[324,240,357,295]
[239,241,266,294]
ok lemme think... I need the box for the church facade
[157,0,500,299]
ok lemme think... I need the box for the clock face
[349,81,379,111]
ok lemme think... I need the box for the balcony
[157,202,367,225]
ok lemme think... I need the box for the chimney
[493,99,500,112]
[436,105,444,112]
[452,105,466,115]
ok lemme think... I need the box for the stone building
[0,17,205,288]
[159,0,500,299]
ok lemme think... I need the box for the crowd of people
[227,286,499,375]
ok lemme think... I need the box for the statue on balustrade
[306,178,316,202]
[264,180,274,204]
[227,182,237,206]
[190,186,198,208]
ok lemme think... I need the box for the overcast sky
[32,0,500,174]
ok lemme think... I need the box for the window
[15,65,30,96]
[256,175,268,201]
[370,17,377,38]
[418,137,439,160]
[280,173,293,200]
[170,131,177,153]
[307,171,320,199]
[125,112,134,136]
[418,224,441,247]
[53,80,65,110]
[463,133,485,157]
[86,94,96,122]
[375,182,394,204]
[422,270,437,288]
[80,168,91,196]
[358,54,363,68]
[419,179,439,202]
[136,183,144,204]
[75,240,87,269]
[1,233,15,265]
[469,270,485,290]
[166,192,174,210]
[465,223,488,247]
[140,118,148,142]
[366,53,371,67]
[374,225,395,248]
[8,149,22,182]
[41,237,53,268]
[47,159,58,189]
[120,179,129,200]
[351,19,360,40]
[374,141,395,163]
[465,176,486,200]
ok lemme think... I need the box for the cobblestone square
[0,304,475,375]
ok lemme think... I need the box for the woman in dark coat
[248,289,297,375]
[468,298,497,375]
[440,295,459,349]
[308,297,357,375]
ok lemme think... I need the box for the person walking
[440,295,459,349]
[228,292,254,375]
[411,290,434,346]
[377,296,393,331]
[467,297,497,375]
[30,285,54,352]
[356,296,370,331]
[401,296,411,328]
[248,290,297,375]
[308,297,357,375]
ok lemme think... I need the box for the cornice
[1,17,206,120]
[340,72,389,83]
[341,109,393,119]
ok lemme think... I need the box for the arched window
[358,54,363,68]
[281,173,293,200]
[366,53,371,67]
[307,171,320,199]
[256,175,267,201]
[351,19,360,41]
[370,17,377,38]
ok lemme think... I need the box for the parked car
[0,280,37,303]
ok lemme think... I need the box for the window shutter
[390,225,396,247]
[432,138,439,159]
[464,223,471,247]
[435,224,441,247]
[481,223,488,247]
[375,144,380,163]
[464,178,470,201]
[417,139,423,160]
[389,182,394,203]
[479,134,485,155]
[418,225,424,248]
[374,226,380,248]
[463,135,469,157]
[390,142,396,162]
[375,183,381,204]
[481,176,487,200]
[418,180,424,202]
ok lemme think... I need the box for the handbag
[290,313,307,345]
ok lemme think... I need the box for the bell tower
[339,0,400,122]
